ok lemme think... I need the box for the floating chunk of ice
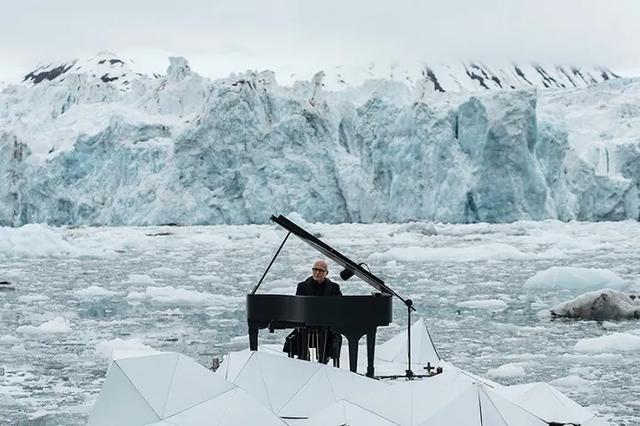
[574,332,640,353]
[550,289,640,320]
[456,299,509,311]
[16,317,72,335]
[524,266,626,290]
[487,363,526,378]
[74,285,117,298]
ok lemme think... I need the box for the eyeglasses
[312,268,327,273]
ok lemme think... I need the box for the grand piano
[247,215,412,377]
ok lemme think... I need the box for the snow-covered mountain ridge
[0,54,639,225]
[21,52,155,91]
[18,53,619,92]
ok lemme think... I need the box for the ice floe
[74,285,118,298]
[487,363,526,378]
[95,338,158,363]
[550,289,640,320]
[125,274,157,285]
[0,225,80,257]
[456,299,508,311]
[524,266,627,290]
[16,317,72,335]
[574,332,640,353]
[371,243,563,263]
[126,286,241,307]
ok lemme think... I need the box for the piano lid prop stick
[251,231,291,294]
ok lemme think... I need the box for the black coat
[284,276,343,362]
[296,276,342,296]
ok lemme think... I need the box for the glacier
[1,53,639,226]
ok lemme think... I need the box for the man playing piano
[296,260,342,296]
[283,260,343,364]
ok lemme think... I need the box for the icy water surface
[1,221,639,424]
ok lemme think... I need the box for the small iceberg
[550,289,640,320]
[524,266,626,291]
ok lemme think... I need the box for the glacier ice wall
[1,57,639,225]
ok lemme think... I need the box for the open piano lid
[271,215,409,305]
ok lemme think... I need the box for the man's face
[311,261,328,283]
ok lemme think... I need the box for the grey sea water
[1,221,639,425]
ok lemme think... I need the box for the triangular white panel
[88,362,161,426]
[218,388,288,426]
[162,353,236,417]
[308,400,397,426]
[279,368,335,418]
[483,387,547,426]
[354,381,412,425]
[232,354,273,410]
[411,320,440,364]
[377,318,439,365]
[343,401,398,426]
[478,386,511,426]
[116,352,179,416]
[305,400,349,426]
[324,364,389,402]
[215,350,254,381]
[165,388,286,426]
[255,352,321,412]
[417,385,487,426]
[165,388,236,426]
[501,382,591,424]
[411,372,467,417]
[357,375,470,425]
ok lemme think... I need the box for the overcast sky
[1,0,639,83]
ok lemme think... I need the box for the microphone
[340,268,355,280]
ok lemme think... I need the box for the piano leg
[299,328,310,361]
[347,335,360,374]
[249,327,258,351]
[366,330,376,378]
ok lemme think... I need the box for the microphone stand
[378,298,443,381]
[405,299,415,379]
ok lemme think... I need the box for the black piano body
[247,293,392,376]
[248,215,410,378]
